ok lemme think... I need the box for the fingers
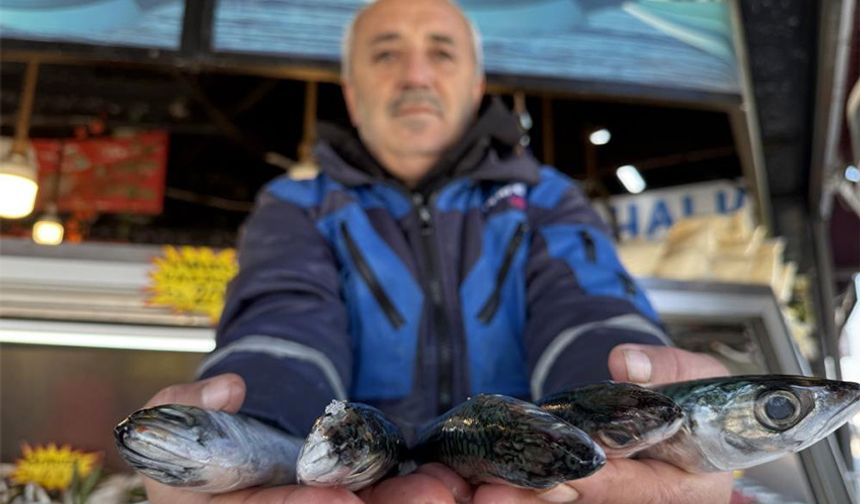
[358,472,457,504]
[144,373,246,412]
[564,458,734,504]
[473,483,580,503]
[608,344,729,385]
[415,463,473,504]
[142,482,214,504]
[212,485,362,504]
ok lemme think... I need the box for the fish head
[113,404,242,490]
[297,400,403,491]
[682,376,860,471]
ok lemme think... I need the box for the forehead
[353,0,471,46]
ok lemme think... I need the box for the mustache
[388,90,443,116]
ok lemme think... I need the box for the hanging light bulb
[1,60,41,219]
[33,204,64,246]
[0,151,38,218]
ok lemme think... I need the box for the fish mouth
[296,438,342,485]
[113,405,221,487]
[114,420,204,486]
[812,385,860,440]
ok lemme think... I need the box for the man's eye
[432,50,454,62]
[372,51,397,63]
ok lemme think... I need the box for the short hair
[340,0,484,82]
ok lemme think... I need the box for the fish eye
[598,429,634,448]
[755,390,802,431]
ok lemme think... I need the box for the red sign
[32,131,168,215]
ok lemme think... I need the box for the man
[142,0,734,502]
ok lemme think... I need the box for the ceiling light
[589,128,611,146]
[846,165,860,183]
[0,152,38,219]
[616,164,646,194]
[32,205,64,246]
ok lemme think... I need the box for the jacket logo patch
[485,183,527,211]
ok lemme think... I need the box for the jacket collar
[314,96,541,193]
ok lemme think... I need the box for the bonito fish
[114,404,302,493]
[537,382,684,458]
[641,375,860,472]
[411,394,606,489]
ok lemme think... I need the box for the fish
[297,400,407,491]
[537,382,685,458]
[640,375,860,472]
[410,394,606,489]
[114,404,302,493]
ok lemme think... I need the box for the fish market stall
[1,239,856,503]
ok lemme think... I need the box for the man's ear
[342,80,359,126]
[472,75,486,111]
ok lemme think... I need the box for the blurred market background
[0,1,858,502]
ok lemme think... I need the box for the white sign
[596,180,748,241]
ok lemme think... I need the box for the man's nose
[401,53,433,87]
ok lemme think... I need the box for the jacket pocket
[340,222,406,329]
[478,221,528,324]
[578,229,597,262]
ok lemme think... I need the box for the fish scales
[411,394,605,488]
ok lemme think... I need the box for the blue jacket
[198,99,669,438]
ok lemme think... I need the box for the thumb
[608,344,729,385]
[144,373,246,412]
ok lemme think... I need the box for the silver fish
[297,400,407,491]
[641,375,860,472]
[411,394,606,489]
[537,382,684,458]
[114,404,301,493]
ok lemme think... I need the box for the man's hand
[470,345,734,504]
[138,373,465,504]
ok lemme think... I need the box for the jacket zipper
[340,222,406,329]
[618,272,638,296]
[477,221,528,324]
[579,230,597,262]
[412,192,454,414]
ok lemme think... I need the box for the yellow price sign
[147,246,239,322]
[11,443,100,491]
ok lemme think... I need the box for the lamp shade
[0,152,38,219]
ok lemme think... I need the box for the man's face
[342,0,486,184]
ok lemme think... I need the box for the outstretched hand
[138,374,465,504]
[470,345,734,504]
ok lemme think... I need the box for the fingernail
[202,380,231,409]
[537,485,580,502]
[624,349,652,383]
